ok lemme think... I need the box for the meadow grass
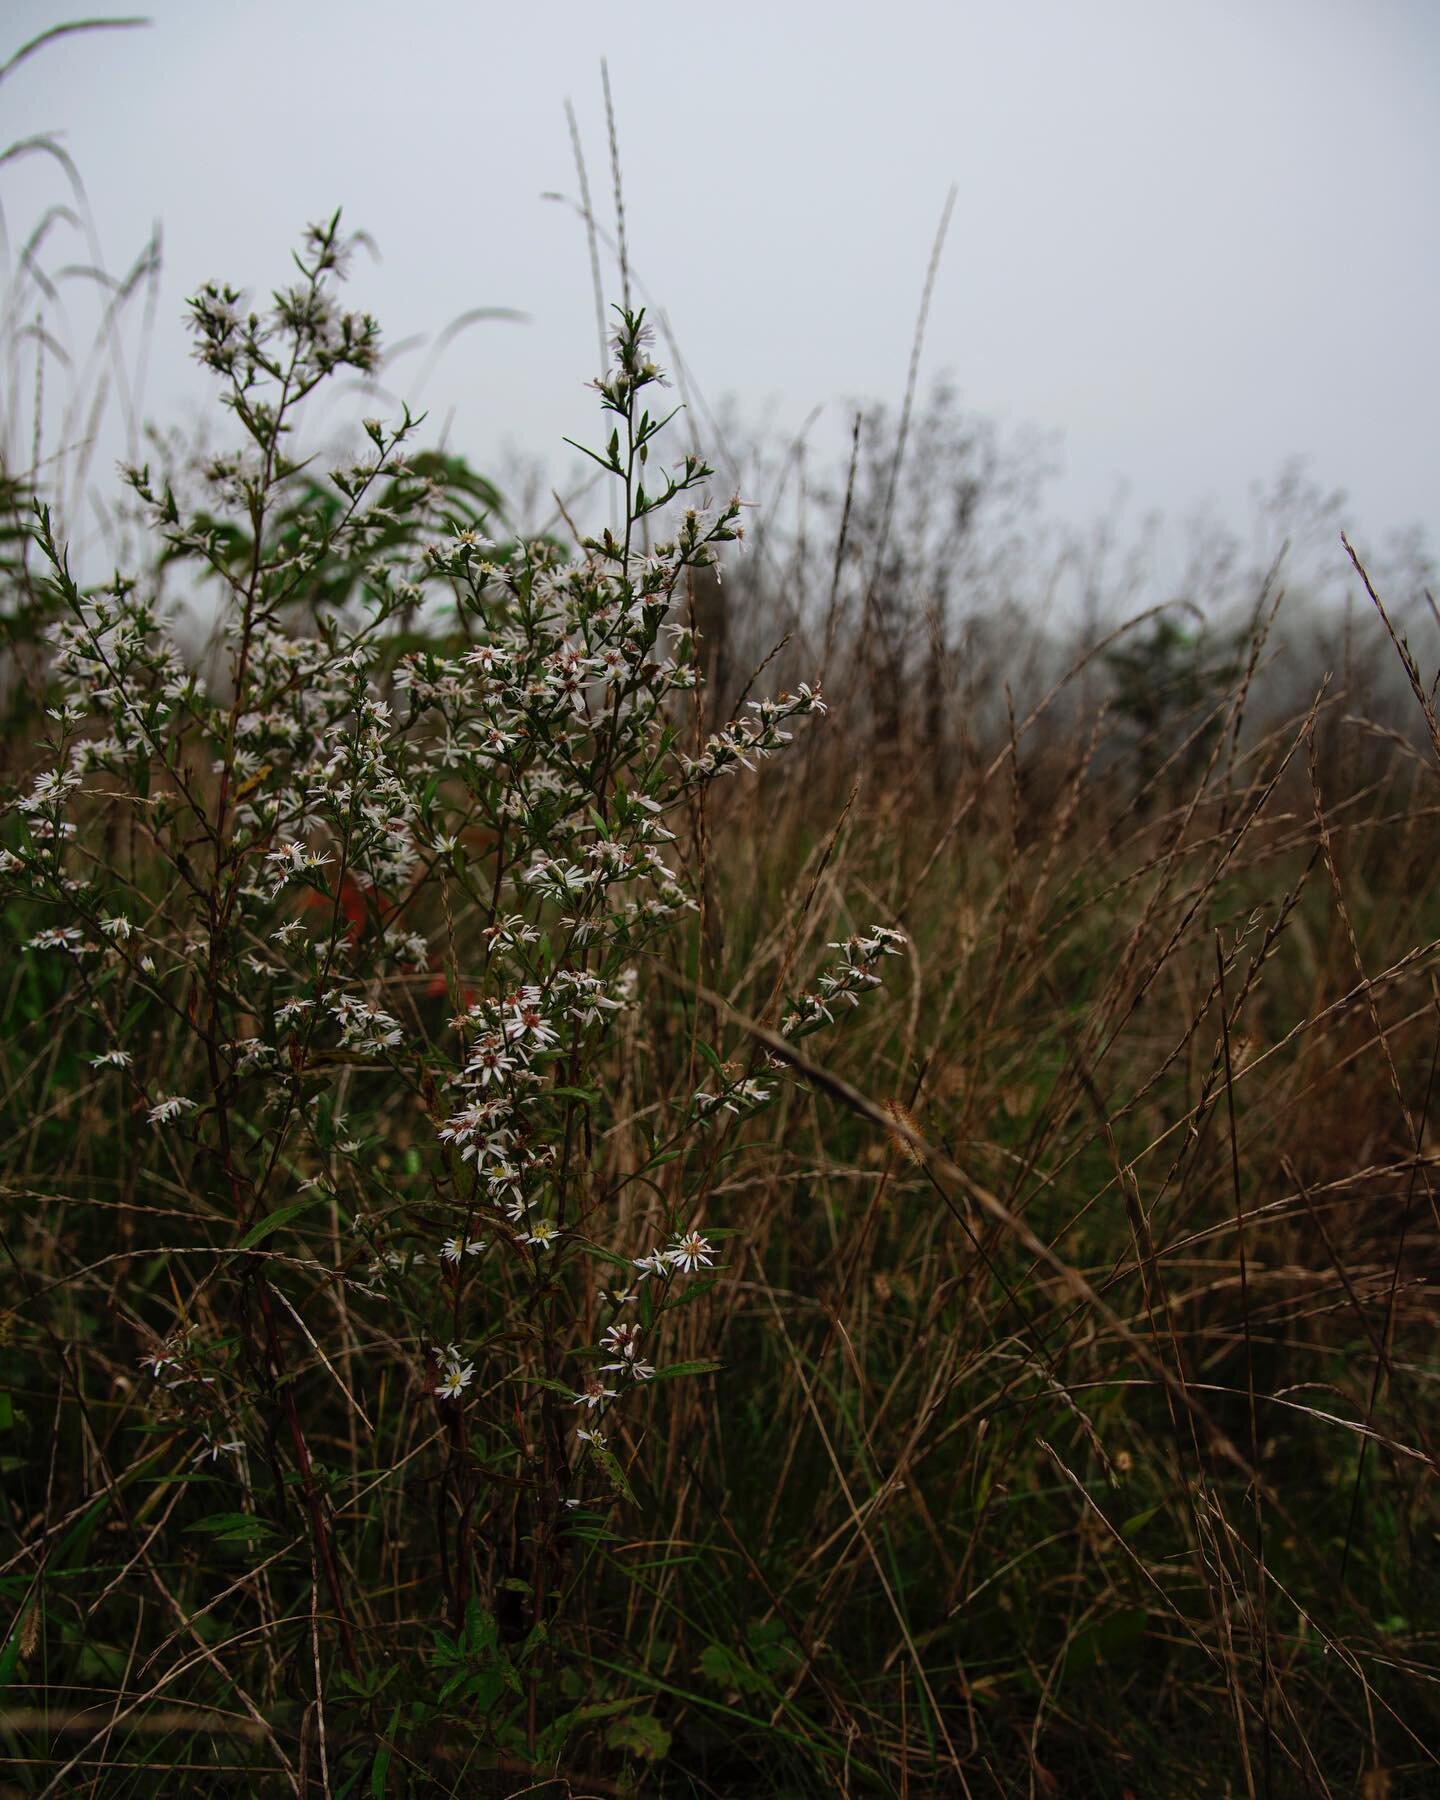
[0,55,1437,1793]
[3,540,1438,1794]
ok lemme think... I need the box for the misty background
[3,0,1437,602]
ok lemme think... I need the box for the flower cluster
[567,1229,715,1441]
[781,927,907,1038]
[681,686,827,782]
[138,1326,242,1467]
[433,1343,476,1403]
[0,229,905,1579]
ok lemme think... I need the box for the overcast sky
[5,0,1437,564]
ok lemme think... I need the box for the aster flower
[600,1322,643,1360]
[465,1038,516,1087]
[572,1377,617,1410]
[435,1362,474,1401]
[148,1096,197,1126]
[191,1437,245,1466]
[439,1235,486,1264]
[26,926,89,954]
[600,1353,656,1382]
[666,1230,714,1275]
[433,1343,475,1402]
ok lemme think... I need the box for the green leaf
[650,1359,724,1382]
[590,1441,637,1506]
[54,1497,108,1571]
[370,1703,400,1797]
[695,1039,727,1077]
[436,1668,469,1705]
[658,1278,716,1313]
[1120,1504,1161,1539]
[605,1712,671,1762]
[236,1198,319,1249]
[575,1239,632,1271]
[463,1599,498,1653]
[699,1642,768,1696]
[563,436,623,477]
[183,1512,278,1543]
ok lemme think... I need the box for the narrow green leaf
[591,1441,636,1505]
[370,1703,400,1799]
[650,1359,724,1382]
[236,1198,318,1250]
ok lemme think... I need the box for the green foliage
[1104,610,1242,793]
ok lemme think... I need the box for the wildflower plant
[1,215,903,1773]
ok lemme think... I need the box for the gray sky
[5,0,1437,561]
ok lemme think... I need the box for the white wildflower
[666,1230,714,1275]
[572,1377,616,1411]
[148,1096,197,1126]
[439,1235,487,1264]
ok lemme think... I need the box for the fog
[5,0,1437,563]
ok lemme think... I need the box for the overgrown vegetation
[2,28,1439,1799]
